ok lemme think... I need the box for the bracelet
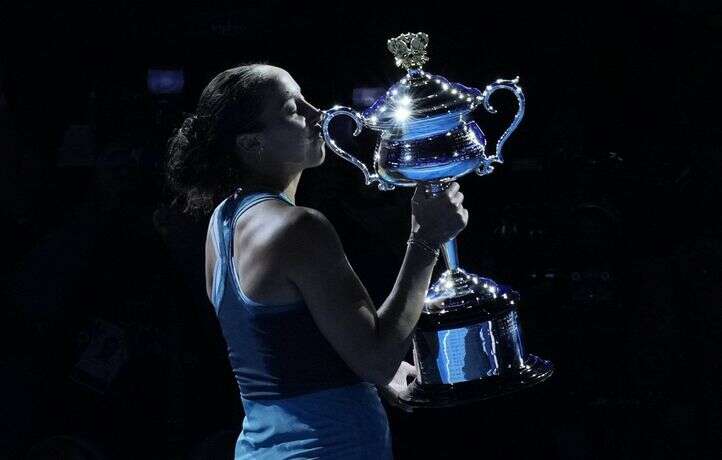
[407,234,441,259]
[408,239,440,258]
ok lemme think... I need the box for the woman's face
[253,66,324,171]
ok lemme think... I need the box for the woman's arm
[204,225,216,304]
[282,207,438,385]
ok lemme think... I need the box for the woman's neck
[240,170,302,204]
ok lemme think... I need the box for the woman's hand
[410,182,468,247]
[378,361,417,412]
[383,361,417,397]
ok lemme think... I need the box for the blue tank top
[208,189,393,459]
[208,189,363,400]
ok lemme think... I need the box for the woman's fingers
[445,182,460,197]
[450,192,464,206]
[400,361,417,377]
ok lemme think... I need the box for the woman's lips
[309,122,323,140]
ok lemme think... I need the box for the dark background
[1,1,720,458]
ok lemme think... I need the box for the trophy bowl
[322,32,553,409]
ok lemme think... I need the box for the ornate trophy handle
[321,106,395,191]
[476,77,526,173]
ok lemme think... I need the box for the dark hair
[165,63,273,216]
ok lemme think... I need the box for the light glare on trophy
[322,32,553,409]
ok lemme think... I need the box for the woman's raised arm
[282,184,467,385]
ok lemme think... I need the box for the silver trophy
[322,32,553,409]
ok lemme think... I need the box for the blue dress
[207,189,393,460]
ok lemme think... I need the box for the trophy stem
[442,238,459,271]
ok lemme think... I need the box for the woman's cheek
[281,122,306,141]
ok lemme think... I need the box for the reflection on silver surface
[414,309,526,385]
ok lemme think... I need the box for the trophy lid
[362,33,483,134]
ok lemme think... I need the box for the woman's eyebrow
[280,89,304,108]
[279,95,296,108]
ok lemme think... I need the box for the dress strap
[221,191,298,310]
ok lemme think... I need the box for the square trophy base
[389,354,554,411]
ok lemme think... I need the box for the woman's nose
[302,100,322,125]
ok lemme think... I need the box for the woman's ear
[236,133,264,164]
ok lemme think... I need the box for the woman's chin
[310,143,325,167]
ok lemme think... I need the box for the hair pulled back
[165,63,272,216]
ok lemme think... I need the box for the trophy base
[392,354,553,410]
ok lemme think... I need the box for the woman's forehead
[263,66,301,99]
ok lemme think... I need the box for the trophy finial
[387,32,429,71]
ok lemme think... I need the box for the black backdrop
[1,1,720,458]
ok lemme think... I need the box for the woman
[166,64,468,459]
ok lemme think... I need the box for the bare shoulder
[275,206,340,250]
[284,206,334,234]
[272,206,346,271]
